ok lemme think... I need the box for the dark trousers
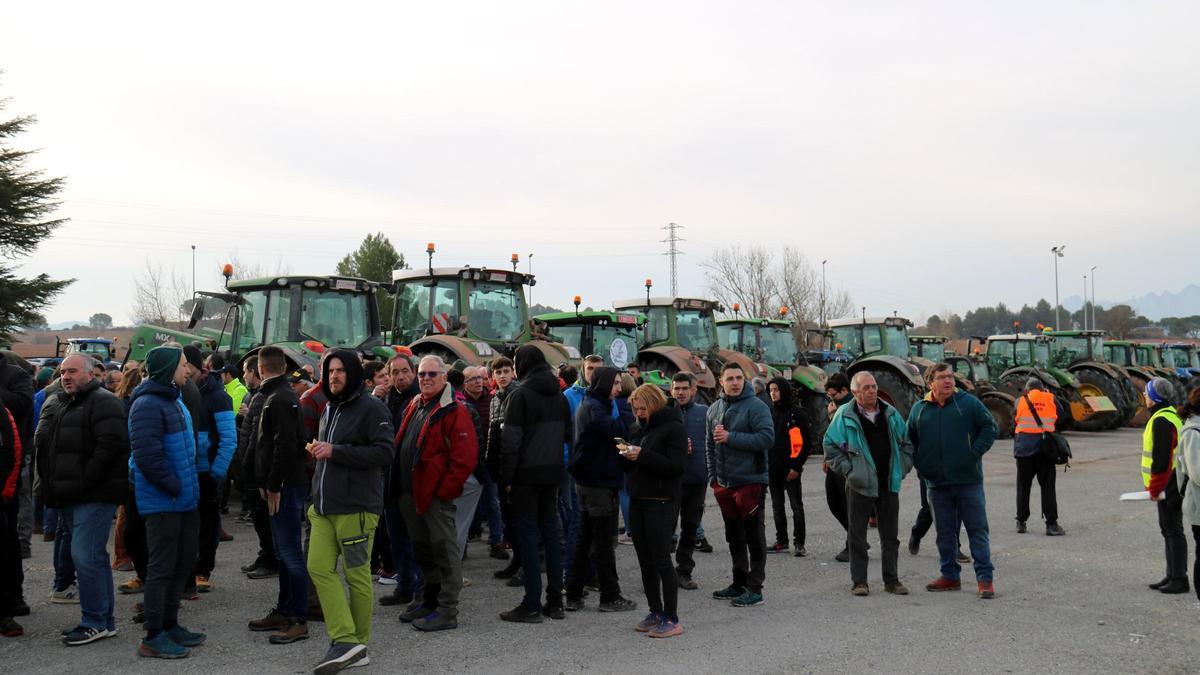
[825,469,848,531]
[714,484,767,593]
[249,490,277,569]
[1192,525,1200,601]
[270,486,309,620]
[124,490,148,582]
[1016,453,1058,525]
[1156,482,1188,582]
[511,484,562,610]
[0,497,22,615]
[769,468,805,547]
[911,478,933,541]
[399,493,463,618]
[847,489,899,585]
[193,473,220,578]
[631,498,678,621]
[383,497,422,595]
[144,510,200,633]
[674,484,706,577]
[567,486,620,603]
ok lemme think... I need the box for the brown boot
[268,620,308,644]
[248,608,289,632]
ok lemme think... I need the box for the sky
[3,1,1198,327]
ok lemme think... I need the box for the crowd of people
[0,344,1198,673]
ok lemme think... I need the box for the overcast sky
[4,1,1198,327]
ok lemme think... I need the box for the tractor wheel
[1052,390,1076,432]
[797,388,829,458]
[869,369,920,419]
[1074,369,1125,432]
[1115,375,1142,429]
[981,394,1015,440]
[1124,372,1151,428]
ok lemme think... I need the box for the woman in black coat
[620,384,687,638]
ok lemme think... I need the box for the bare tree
[703,244,853,325]
[131,261,190,326]
[217,254,291,283]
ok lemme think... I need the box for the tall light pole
[1051,245,1066,328]
[191,244,196,295]
[1082,274,1088,330]
[1090,265,1097,330]
[821,259,828,327]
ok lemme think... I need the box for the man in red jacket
[394,355,477,633]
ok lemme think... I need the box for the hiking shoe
[51,585,80,604]
[500,604,544,623]
[885,581,910,595]
[851,583,869,596]
[398,601,434,623]
[269,620,309,644]
[489,544,510,560]
[564,597,585,612]
[241,558,268,573]
[635,612,662,632]
[956,551,971,564]
[412,610,457,632]
[1016,520,1027,533]
[1160,579,1190,594]
[1149,577,1170,590]
[379,590,412,607]
[678,575,699,590]
[249,609,289,632]
[246,566,279,579]
[195,576,212,593]
[599,597,636,612]
[376,573,399,586]
[167,625,207,647]
[793,546,808,558]
[649,618,683,638]
[711,584,744,600]
[541,604,565,620]
[835,547,849,563]
[977,581,996,599]
[731,591,764,607]
[63,625,112,646]
[907,537,919,556]
[926,577,962,592]
[119,578,145,594]
[0,617,23,637]
[695,537,714,553]
[139,632,188,659]
[314,642,367,675]
[1046,523,1065,536]
[767,542,788,554]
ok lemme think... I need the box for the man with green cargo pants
[305,350,394,675]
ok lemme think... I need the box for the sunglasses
[417,371,441,379]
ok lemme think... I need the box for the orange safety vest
[1014,389,1057,434]
[788,427,804,459]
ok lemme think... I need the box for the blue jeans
[557,473,579,581]
[53,516,75,592]
[270,485,309,619]
[476,475,504,545]
[384,497,422,595]
[43,505,60,537]
[61,503,118,630]
[619,488,633,538]
[928,483,994,583]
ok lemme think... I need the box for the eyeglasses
[417,371,441,379]
[465,376,484,382]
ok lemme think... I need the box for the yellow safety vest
[1142,406,1182,489]
[1014,389,1057,434]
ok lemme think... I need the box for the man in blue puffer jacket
[181,345,236,593]
[128,346,204,658]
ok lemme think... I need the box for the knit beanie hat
[1146,377,1175,405]
[146,346,183,387]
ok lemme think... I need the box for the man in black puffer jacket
[499,345,572,623]
[35,355,129,646]
[564,366,635,612]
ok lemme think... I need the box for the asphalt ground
[3,427,1199,674]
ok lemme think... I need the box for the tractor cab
[827,316,913,361]
[536,306,643,370]
[908,335,947,364]
[61,337,120,367]
[1046,330,1105,369]
[1164,344,1200,379]
[716,315,801,370]
[613,296,721,354]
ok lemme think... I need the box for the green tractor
[1163,343,1200,381]
[1131,342,1188,405]
[985,333,1118,432]
[1106,340,1184,418]
[612,286,761,403]
[1044,330,1140,429]
[128,271,393,373]
[716,308,829,439]
[391,250,577,368]
[821,316,926,418]
[909,335,1016,439]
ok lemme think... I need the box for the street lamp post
[1051,245,1066,328]
[1090,266,1097,330]
[1082,274,1088,330]
[821,259,827,327]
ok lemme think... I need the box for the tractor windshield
[546,325,584,354]
[1169,346,1198,369]
[717,323,747,354]
[234,290,270,352]
[676,309,716,352]
[1052,335,1099,367]
[467,281,524,342]
[916,342,945,362]
[986,342,1012,373]
[761,326,799,365]
[1105,345,1133,367]
[69,341,113,362]
[1136,347,1162,368]
[832,325,882,358]
[393,279,460,345]
[299,289,370,348]
[592,325,639,369]
[883,325,910,358]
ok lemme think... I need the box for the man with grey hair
[394,354,477,632]
[824,372,914,596]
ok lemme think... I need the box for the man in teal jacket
[908,363,998,598]
[824,372,914,596]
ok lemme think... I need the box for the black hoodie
[569,367,633,489]
[501,345,572,486]
[311,349,395,515]
[769,376,811,473]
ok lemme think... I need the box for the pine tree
[0,90,73,340]
[336,233,406,330]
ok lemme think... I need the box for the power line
[661,222,684,296]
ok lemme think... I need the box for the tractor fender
[640,345,717,391]
[849,355,925,390]
[999,366,1061,391]
[791,365,827,393]
[1069,361,1124,382]
[409,335,486,366]
[979,389,1016,407]
[237,344,319,375]
[716,349,769,380]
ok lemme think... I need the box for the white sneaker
[51,585,80,604]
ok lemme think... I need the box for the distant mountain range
[1063,284,1200,321]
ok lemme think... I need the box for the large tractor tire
[980,393,1016,440]
[869,369,920,419]
[1124,371,1152,427]
[1074,369,1126,432]
[797,388,829,460]
[1115,375,1142,429]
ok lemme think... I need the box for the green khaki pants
[306,506,379,644]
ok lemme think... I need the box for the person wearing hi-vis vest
[824,372,915,597]
[1142,377,1189,595]
[1013,379,1066,536]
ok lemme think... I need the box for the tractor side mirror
[187,299,206,329]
